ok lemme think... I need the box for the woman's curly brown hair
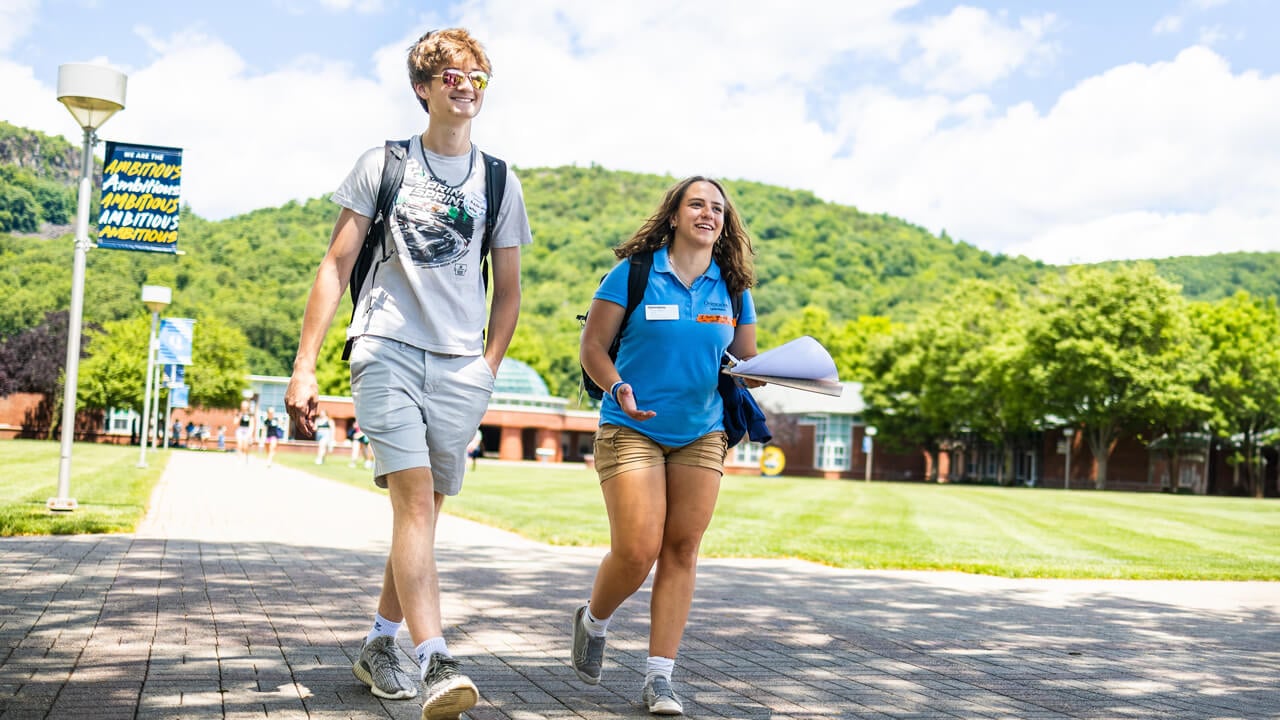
[613,176,756,295]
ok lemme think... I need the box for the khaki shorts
[593,424,728,483]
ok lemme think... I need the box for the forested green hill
[3,122,1279,403]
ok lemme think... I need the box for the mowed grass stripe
[0,440,167,535]
[271,452,1280,580]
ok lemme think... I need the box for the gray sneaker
[420,653,478,720]
[571,604,606,684]
[352,635,418,700]
[642,675,683,716]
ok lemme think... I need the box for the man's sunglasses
[432,68,490,90]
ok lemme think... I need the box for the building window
[804,415,851,471]
[731,441,763,468]
[103,408,137,435]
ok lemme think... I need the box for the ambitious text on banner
[98,141,183,253]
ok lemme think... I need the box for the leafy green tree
[766,306,892,383]
[186,316,252,408]
[316,322,352,396]
[1025,265,1202,489]
[941,281,1039,484]
[1190,293,1280,498]
[862,321,955,480]
[79,315,249,412]
[0,183,39,233]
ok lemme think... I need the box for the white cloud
[0,0,39,53]
[902,7,1057,93]
[1153,15,1183,34]
[825,47,1280,263]
[1006,208,1275,265]
[1198,25,1226,46]
[2,1,1275,266]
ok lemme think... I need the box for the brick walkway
[2,451,1278,719]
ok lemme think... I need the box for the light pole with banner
[864,426,877,482]
[157,319,195,450]
[49,63,127,512]
[137,285,170,468]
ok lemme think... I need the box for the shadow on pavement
[3,530,1278,719]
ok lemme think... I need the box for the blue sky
[2,0,1277,264]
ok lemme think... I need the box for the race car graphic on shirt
[395,177,483,268]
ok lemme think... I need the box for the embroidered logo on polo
[394,169,484,268]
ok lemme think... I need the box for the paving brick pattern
[1,451,1278,719]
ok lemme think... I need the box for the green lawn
[0,439,168,535]
[276,451,1280,581]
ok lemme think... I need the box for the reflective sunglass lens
[469,72,489,89]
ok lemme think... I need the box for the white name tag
[645,304,679,320]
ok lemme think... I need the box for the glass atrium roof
[495,357,551,397]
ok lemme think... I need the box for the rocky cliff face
[0,122,83,185]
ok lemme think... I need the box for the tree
[1190,293,1280,498]
[1025,265,1202,489]
[79,314,250,412]
[0,311,97,436]
[766,305,892,383]
[861,320,956,480]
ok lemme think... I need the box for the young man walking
[285,28,531,720]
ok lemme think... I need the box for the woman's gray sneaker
[642,675,684,716]
[352,635,418,700]
[420,653,478,720]
[571,605,606,684]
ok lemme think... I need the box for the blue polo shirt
[595,247,757,446]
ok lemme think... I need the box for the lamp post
[49,63,127,512]
[1063,427,1075,491]
[137,285,170,468]
[864,426,877,482]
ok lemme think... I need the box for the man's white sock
[415,637,450,680]
[365,612,402,645]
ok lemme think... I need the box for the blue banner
[170,385,189,409]
[163,364,185,388]
[158,318,195,365]
[97,141,183,253]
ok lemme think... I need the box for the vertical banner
[170,385,190,409]
[157,318,196,365]
[98,141,183,253]
[163,364,185,388]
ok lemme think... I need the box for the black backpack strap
[479,152,507,292]
[341,139,409,361]
[620,250,653,335]
[374,140,411,261]
[609,250,653,361]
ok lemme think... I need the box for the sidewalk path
[2,451,1278,719]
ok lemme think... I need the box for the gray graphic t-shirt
[333,136,533,355]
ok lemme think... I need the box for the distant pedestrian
[315,410,334,464]
[466,429,483,471]
[217,426,226,452]
[235,401,254,463]
[263,408,284,467]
